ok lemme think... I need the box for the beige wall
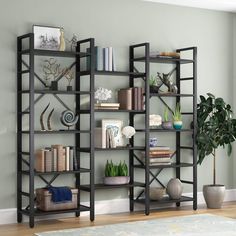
[0,0,234,209]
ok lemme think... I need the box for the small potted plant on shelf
[162,107,172,129]
[103,160,130,185]
[173,103,183,130]
[149,75,160,93]
[197,93,236,208]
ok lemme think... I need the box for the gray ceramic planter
[203,185,225,209]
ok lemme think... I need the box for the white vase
[166,178,183,199]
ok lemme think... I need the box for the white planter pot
[203,184,225,209]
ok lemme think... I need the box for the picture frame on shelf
[102,119,124,148]
[33,25,61,50]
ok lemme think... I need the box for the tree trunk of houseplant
[203,149,225,209]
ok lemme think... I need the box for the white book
[52,148,57,171]
[108,47,113,71]
[65,146,70,171]
[69,147,74,171]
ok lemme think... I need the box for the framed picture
[33,25,61,50]
[102,119,124,148]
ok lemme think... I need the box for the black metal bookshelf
[128,43,197,216]
[17,33,197,227]
[17,33,93,228]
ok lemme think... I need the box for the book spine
[108,47,113,71]
[96,46,103,71]
[69,147,74,171]
[118,89,132,110]
[52,148,57,171]
[112,47,116,71]
[44,149,52,172]
[132,87,138,110]
[104,47,109,71]
[65,146,70,171]
[35,149,45,172]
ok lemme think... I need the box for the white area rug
[35,214,236,236]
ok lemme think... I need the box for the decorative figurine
[157,67,178,94]
[66,34,78,51]
[63,68,74,91]
[42,58,61,89]
[122,126,136,147]
[40,103,54,131]
[94,87,112,103]
[60,110,79,130]
[59,27,66,51]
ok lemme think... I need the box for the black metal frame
[17,34,93,228]
[17,33,197,227]
[129,43,198,213]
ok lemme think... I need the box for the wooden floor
[1,202,236,236]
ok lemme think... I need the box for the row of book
[118,87,144,110]
[87,46,116,71]
[141,146,174,166]
[35,145,77,172]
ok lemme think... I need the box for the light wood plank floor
[1,202,236,236]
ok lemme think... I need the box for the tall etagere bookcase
[17,33,197,228]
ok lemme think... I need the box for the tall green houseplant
[197,93,236,185]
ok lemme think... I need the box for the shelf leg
[90,211,95,222]
[176,202,180,207]
[193,199,197,210]
[75,211,80,217]
[17,211,22,223]
[29,216,34,228]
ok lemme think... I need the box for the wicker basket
[36,188,78,211]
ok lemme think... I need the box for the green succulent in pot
[196,93,236,208]
[162,107,172,129]
[104,160,130,185]
[173,102,182,130]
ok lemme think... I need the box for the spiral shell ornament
[60,110,79,129]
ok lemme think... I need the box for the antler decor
[40,103,54,131]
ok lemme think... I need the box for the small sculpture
[95,87,112,102]
[60,110,79,129]
[157,67,178,94]
[122,126,136,147]
[66,34,78,51]
[122,126,136,139]
[149,114,162,128]
[40,103,54,131]
[59,27,66,51]
[63,68,74,91]
[42,58,61,88]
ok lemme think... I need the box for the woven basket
[36,188,78,211]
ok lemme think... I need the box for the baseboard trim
[1,189,236,225]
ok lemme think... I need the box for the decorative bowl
[103,176,130,185]
[150,187,166,200]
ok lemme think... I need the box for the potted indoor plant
[149,75,160,93]
[173,103,182,129]
[197,93,236,208]
[162,107,172,129]
[103,160,130,185]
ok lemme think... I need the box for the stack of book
[35,145,77,172]
[118,87,144,110]
[150,51,180,58]
[87,46,116,71]
[94,103,120,110]
[141,146,173,166]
